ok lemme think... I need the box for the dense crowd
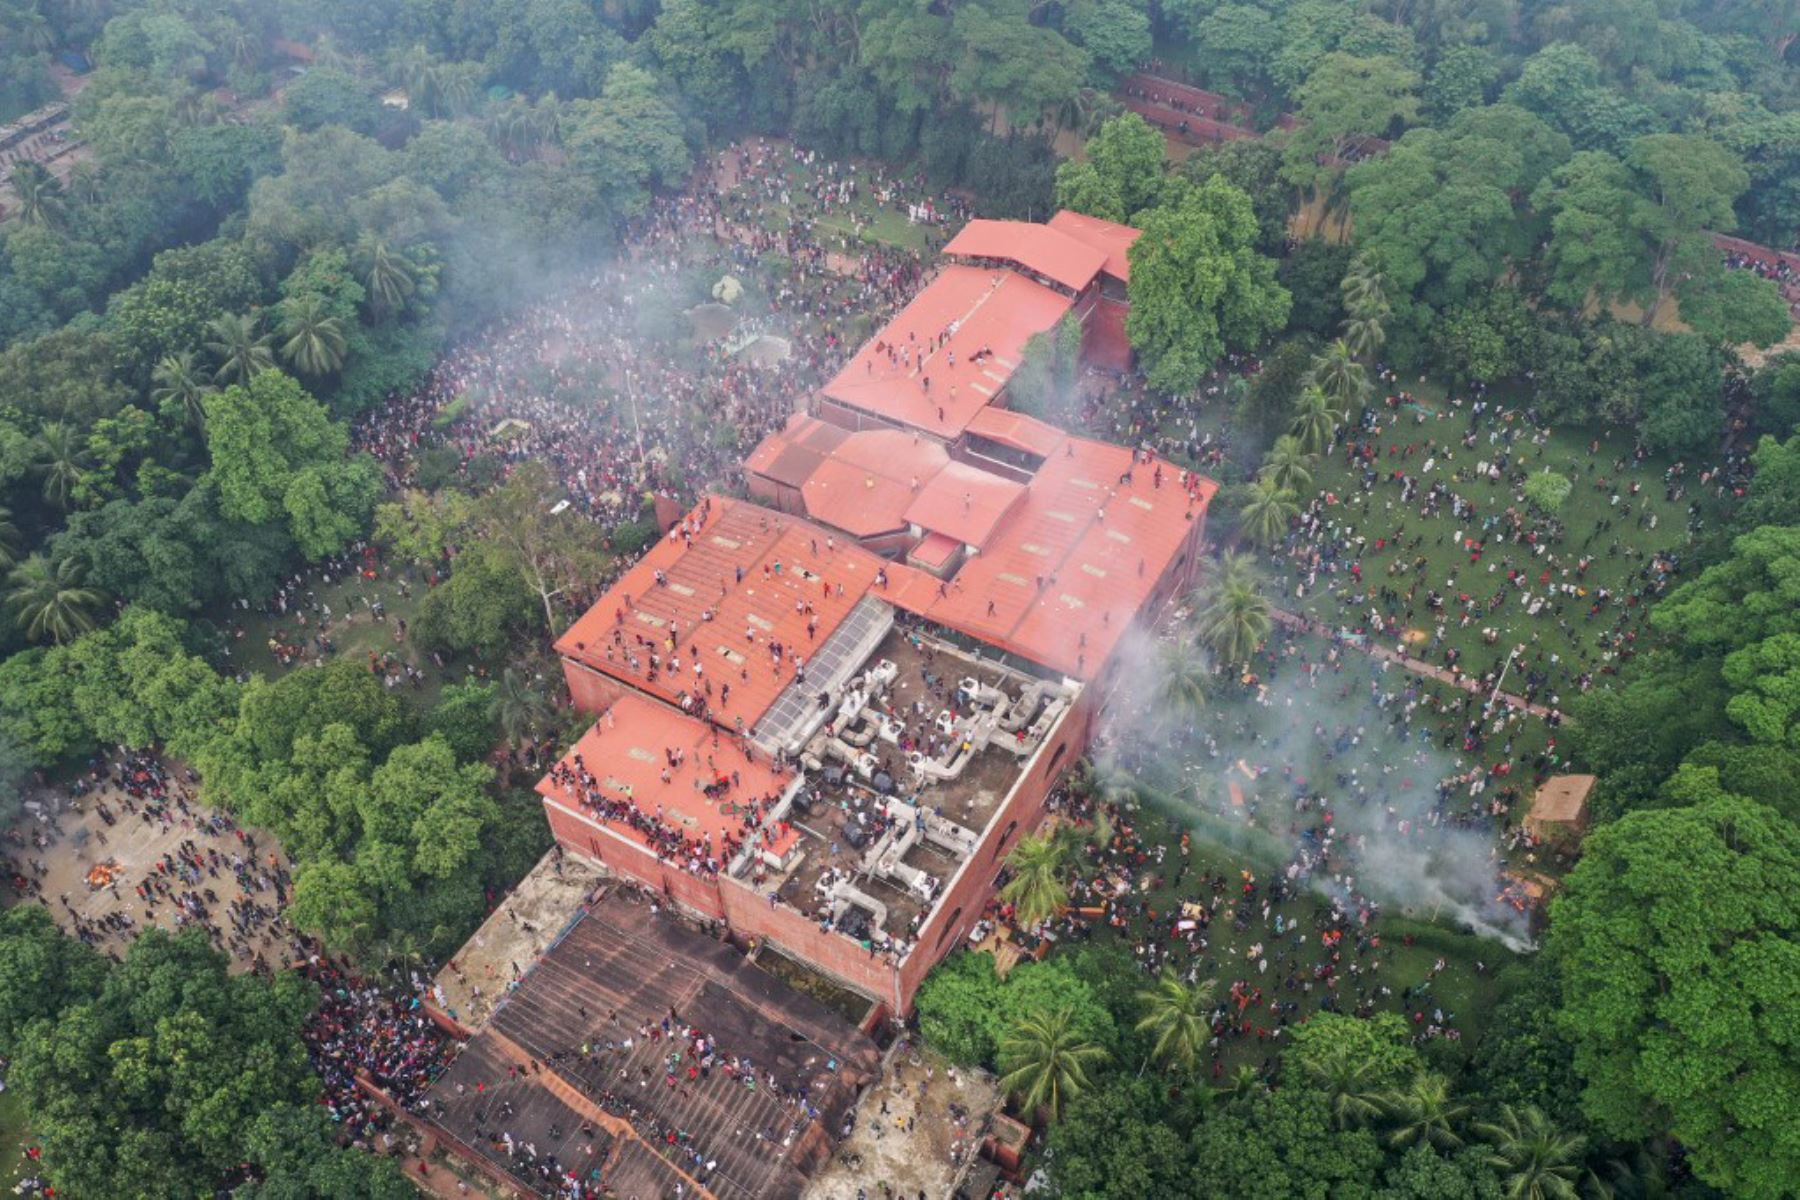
[299,956,456,1147]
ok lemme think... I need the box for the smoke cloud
[1093,622,1534,952]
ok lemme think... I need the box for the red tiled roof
[914,437,1215,678]
[1047,210,1141,283]
[942,219,1109,293]
[743,413,850,487]
[555,497,921,728]
[903,461,1026,548]
[964,407,1068,458]
[820,265,1074,441]
[802,458,916,537]
[537,694,799,860]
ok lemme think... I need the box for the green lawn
[1285,400,1722,697]
[0,1087,34,1191]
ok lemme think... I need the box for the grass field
[0,1088,33,1191]
[1285,396,1723,693]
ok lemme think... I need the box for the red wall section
[560,657,641,717]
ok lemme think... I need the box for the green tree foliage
[7,929,317,1196]
[201,369,380,559]
[1549,791,1800,1196]
[1282,53,1421,192]
[913,951,1115,1070]
[1522,469,1572,513]
[1125,175,1290,394]
[564,63,693,217]
[999,831,1070,928]
[1189,1085,1387,1197]
[425,679,499,761]
[0,906,106,1052]
[1053,112,1165,223]
[998,1005,1110,1122]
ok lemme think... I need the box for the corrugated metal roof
[1047,210,1142,283]
[942,218,1109,293]
[916,437,1216,678]
[555,497,927,728]
[902,460,1026,548]
[819,265,1073,441]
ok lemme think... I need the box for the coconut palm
[1309,339,1372,414]
[1194,559,1273,668]
[6,555,104,644]
[1135,970,1217,1075]
[1213,549,1264,596]
[277,294,349,377]
[1260,435,1315,494]
[1342,308,1387,361]
[496,667,551,746]
[205,312,276,386]
[1382,1072,1468,1150]
[63,161,103,207]
[15,7,55,52]
[396,45,471,118]
[999,832,1069,928]
[0,506,20,571]
[1340,259,1390,319]
[1289,384,1346,456]
[33,422,90,510]
[1475,1105,1585,1200]
[1072,755,1138,808]
[1222,1063,1265,1101]
[1238,476,1300,549]
[8,162,65,227]
[1156,640,1211,724]
[1584,1144,1675,1200]
[150,352,215,430]
[353,234,418,319]
[1300,1049,1388,1130]
[997,1006,1110,1123]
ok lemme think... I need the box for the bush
[1522,469,1571,512]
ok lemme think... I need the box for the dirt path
[1271,608,1560,720]
[6,781,293,971]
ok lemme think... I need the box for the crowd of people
[1269,390,1744,706]
[299,956,457,1148]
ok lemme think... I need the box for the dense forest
[0,0,1796,1197]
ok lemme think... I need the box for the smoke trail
[1093,624,1534,951]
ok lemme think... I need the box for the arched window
[992,820,1019,860]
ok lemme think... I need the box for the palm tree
[1309,339,1372,414]
[1289,384,1346,456]
[1300,1049,1388,1130]
[1260,435,1314,494]
[0,507,20,571]
[1340,258,1390,320]
[1584,1144,1675,1200]
[205,312,275,386]
[1134,970,1217,1075]
[1238,476,1300,549]
[150,352,215,431]
[396,45,471,118]
[1382,1073,1468,1150]
[16,7,55,52]
[1156,641,1211,724]
[33,422,90,510]
[6,555,104,644]
[1342,308,1387,361]
[63,162,103,207]
[495,667,550,746]
[1072,756,1138,809]
[354,234,416,319]
[999,832,1069,928]
[997,1007,1110,1123]
[8,162,65,227]
[277,294,349,377]
[1222,1063,1265,1101]
[1475,1105,1585,1200]
[1194,558,1273,668]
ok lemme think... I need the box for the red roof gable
[819,265,1073,441]
[1046,210,1142,283]
[942,219,1109,293]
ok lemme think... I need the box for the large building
[539,213,1216,1018]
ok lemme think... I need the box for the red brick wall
[716,874,902,1008]
[560,657,641,717]
[542,798,727,920]
[896,686,1098,1006]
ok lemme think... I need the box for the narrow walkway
[1270,608,1560,720]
